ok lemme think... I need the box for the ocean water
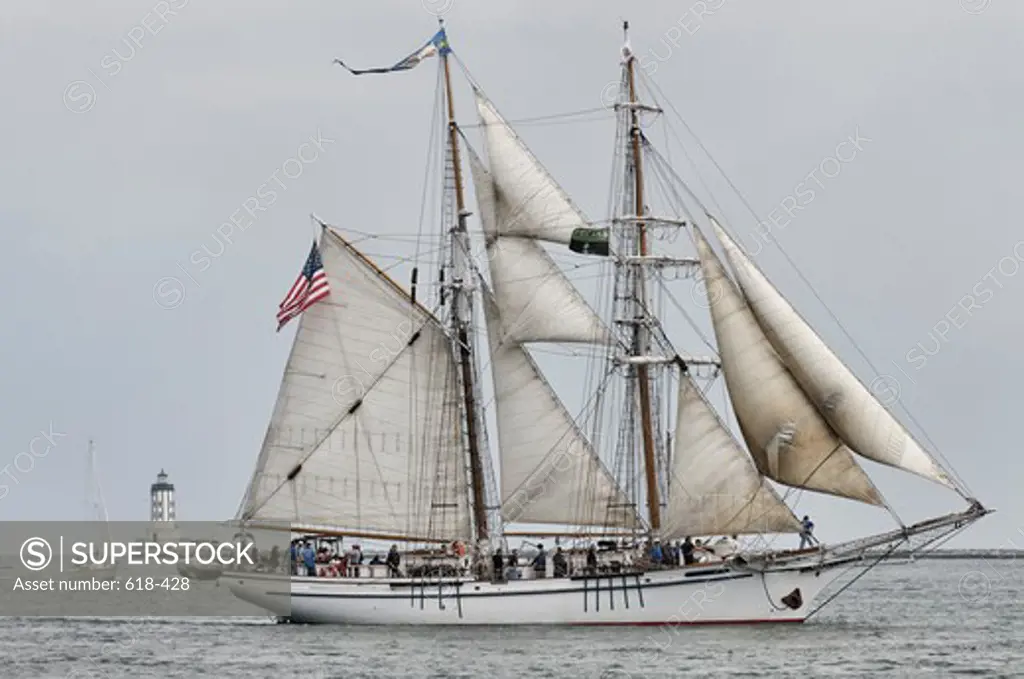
[3,559,1020,678]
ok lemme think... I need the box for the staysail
[467,142,611,345]
[475,91,587,245]
[661,374,802,539]
[238,228,472,541]
[482,290,639,528]
[693,228,883,506]
[710,219,955,490]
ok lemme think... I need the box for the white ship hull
[223,559,845,625]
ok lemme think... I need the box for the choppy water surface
[3,559,1021,678]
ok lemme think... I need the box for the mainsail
[693,227,883,506]
[467,141,611,345]
[661,374,802,539]
[238,228,472,541]
[482,290,640,529]
[710,219,955,490]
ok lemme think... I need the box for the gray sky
[2,0,1021,549]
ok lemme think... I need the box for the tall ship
[224,22,988,625]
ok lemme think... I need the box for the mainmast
[623,21,661,532]
[440,25,489,544]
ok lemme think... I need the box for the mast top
[621,21,633,61]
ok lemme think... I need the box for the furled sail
[710,219,955,490]
[482,290,640,528]
[475,91,587,244]
[238,228,472,540]
[693,228,883,506]
[467,143,611,345]
[661,374,802,539]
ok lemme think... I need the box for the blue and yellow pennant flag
[334,29,451,76]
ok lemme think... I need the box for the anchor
[781,587,803,610]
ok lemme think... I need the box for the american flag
[276,241,331,331]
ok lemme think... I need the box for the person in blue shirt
[799,515,818,549]
[650,540,663,565]
[302,542,317,576]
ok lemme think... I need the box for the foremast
[440,26,489,546]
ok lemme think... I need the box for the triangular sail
[238,229,472,540]
[694,228,883,506]
[475,91,586,244]
[467,143,499,244]
[468,143,611,345]
[482,290,640,528]
[710,219,955,490]
[661,375,802,539]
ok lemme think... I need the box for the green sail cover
[568,228,610,256]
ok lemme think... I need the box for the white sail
[468,142,611,345]
[482,290,639,528]
[488,237,611,344]
[710,219,955,490]
[475,91,587,244]
[693,228,883,506]
[467,143,498,244]
[238,228,472,541]
[662,375,802,539]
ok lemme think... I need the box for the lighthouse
[150,469,176,522]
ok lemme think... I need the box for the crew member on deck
[799,516,818,549]
[507,549,521,580]
[650,539,663,566]
[386,544,401,578]
[492,548,505,582]
[552,547,568,578]
[347,544,362,576]
[714,535,739,558]
[681,536,695,565]
[586,544,598,574]
[532,543,547,579]
[302,542,316,577]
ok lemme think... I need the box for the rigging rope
[459,106,613,129]
[804,541,901,621]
